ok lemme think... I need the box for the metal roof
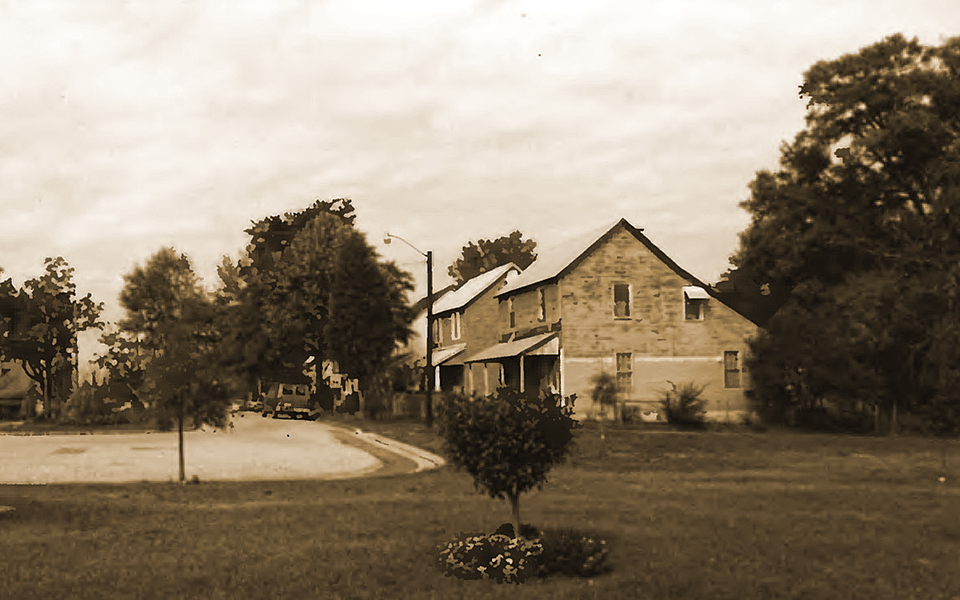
[432,263,520,315]
[464,333,559,363]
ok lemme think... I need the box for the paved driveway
[0,414,389,484]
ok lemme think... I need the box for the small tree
[439,388,580,538]
[589,371,618,439]
[119,248,233,483]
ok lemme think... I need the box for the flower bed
[437,524,610,584]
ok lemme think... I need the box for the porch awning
[431,344,467,366]
[464,333,559,363]
[682,286,711,300]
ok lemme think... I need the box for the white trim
[682,286,710,300]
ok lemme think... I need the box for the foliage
[589,371,618,416]
[436,525,610,584]
[659,381,707,429]
[437,532,544,584]
[534,528,610,578]
[64,381,124,425]
[447,230,537,286]
[118,247,233,481]
[0,257,104,418]
[731,34,960,434]
[438,388,580,536]
[217,201,414,396]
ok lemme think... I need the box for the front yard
[1,421,958,599]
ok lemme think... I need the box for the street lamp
[383,232,435,428]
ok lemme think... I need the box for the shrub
[438,388,580,536]
[659,380,707,429]
[535,528,611,578]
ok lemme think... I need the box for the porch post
[519,354,525,393]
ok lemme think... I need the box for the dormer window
[613,283,631,318]
[683,286,709,321]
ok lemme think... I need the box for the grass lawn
[2,420,959,599]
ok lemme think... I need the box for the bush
[535,528,611,578]
[437,525,610,584]
[659,380,707,429]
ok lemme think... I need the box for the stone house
[429,262,521,394]
[462,218,761,421]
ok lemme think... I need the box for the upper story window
[683,286,709,321]
[613,283,631,318]
[431,319,440,345]
[451,311,462,340]
[537,288,546,322]
[508,297,516,329]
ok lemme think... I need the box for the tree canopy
[219,201,414,394]
[733,34,960,434]
[0,257,103,417]
[448,231,537,285]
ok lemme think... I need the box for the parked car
[262,383,315,419]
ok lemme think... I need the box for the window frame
[683,290,706,321]
[451,311,462,340]
[613,283,632,319]
[723,350,741,389]
[616,351,633,397]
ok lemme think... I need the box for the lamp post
[383,232,435,427]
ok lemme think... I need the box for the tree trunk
[42,362,50,419]
[890,400,898,436]
[178,397,185,484]
[509,492,522,540]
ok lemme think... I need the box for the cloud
[0,0,956,372]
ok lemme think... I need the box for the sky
[0,0,956,369]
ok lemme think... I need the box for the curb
[348,429,446,472]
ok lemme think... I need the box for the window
[724,351,741,388]
[683,286,709,321]
[613,284,631,318]
[451,311,462,340]
[537,288,546,322]
[508,297,516,328]
[431,319,440,345]
[616,352,633,397]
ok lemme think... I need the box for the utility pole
[425,250,434,428]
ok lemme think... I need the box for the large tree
[0,257,103,418]
[448,231,537,285]
[733,34,960,433]
[119,248,232,482]
[219,202,414,399]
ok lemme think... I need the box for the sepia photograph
[1,1,959,597]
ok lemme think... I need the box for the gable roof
[411,283,457,316]
[432,262,520,316]
[495,217,763,326]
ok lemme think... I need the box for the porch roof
[431,343,467,366]
[463,333,559,363]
